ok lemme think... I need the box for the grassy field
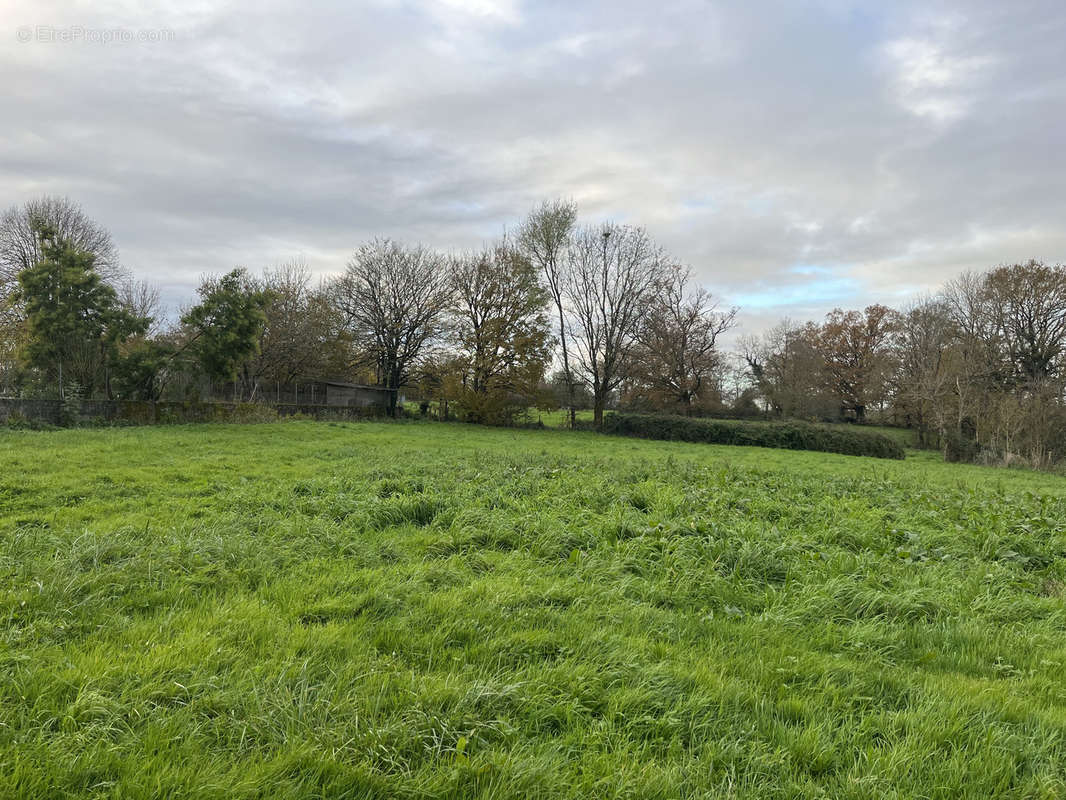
[2,421,1066,798]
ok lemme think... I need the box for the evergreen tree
[182,268,272,398]
[14,223,123,398]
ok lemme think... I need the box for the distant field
[2,421,1065,798]
[531,408,595,427]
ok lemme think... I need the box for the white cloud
[883,30,996,123]
[431,0,521,25]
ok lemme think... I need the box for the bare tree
[518,199,578,426]
[240,259,347,395]
[630,264,737,412]
[1,197,124,300]
[941,271,1001,440]
[984,260,1066,384]
[944,261,1066,466]
[892,296,956,445]
[741,320,833,419]
[333,239,452,415]
[565,223,665,427]
[117,279,164,336]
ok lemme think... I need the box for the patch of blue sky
[743,194,778,215]
[786,263,835,276]
[682,195,716,212]
[440,199,488,218]
[733,271,860,310]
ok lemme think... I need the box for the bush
[599,413,906,460]
[5,410,48,431]
[59,387,84,427]
[943,431,982,464]
[223,403,280,424]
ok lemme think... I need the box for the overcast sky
[3,0,1064,335]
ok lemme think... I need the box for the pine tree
[14,223,121,398]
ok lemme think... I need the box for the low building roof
[312,380,393,391]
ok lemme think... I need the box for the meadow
[2,420,1066,798]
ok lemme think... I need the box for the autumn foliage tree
[449,240,553,423]
[813,304,899,420]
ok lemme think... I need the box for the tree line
[2,195,1065,467]
[0,196,737,426]
[739,264,1066,467]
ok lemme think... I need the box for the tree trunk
[387,371,399,417]
[593,397,605,428]
[103,341,113,400]
[556,303,576,430]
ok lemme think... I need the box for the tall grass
[1,421,1065,798]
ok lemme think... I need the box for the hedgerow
[600,412,906,459]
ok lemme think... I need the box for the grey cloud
[1,0,1063,327]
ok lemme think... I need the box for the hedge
[0,398,388,428]
[599,413,906,460]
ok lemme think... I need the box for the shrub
[5,410,28,430]
[943,431,982,464]
[600,413,905,459]
[227,403,280,424]
[3,410,55,431]
[59,385,84,427]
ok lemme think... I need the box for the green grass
[532,408,595,427]
[2,420,1065,798]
